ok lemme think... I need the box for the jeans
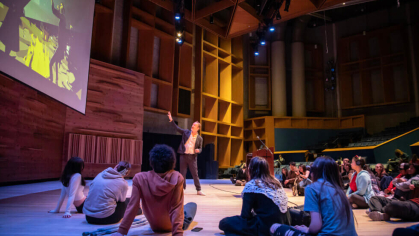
[271,224,313,236]
[368,196,419,221]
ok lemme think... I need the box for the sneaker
[369,211,390,221]
[197,191,206,196]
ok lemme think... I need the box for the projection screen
[0,0,95,114]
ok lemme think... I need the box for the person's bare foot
[197,191,206,196]
[369,211,390,221]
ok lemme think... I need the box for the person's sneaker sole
[369,211,390,221]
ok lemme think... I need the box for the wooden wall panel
[0,75,66,183]
[0,59,145,183]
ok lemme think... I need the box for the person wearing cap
[382,162,409,197]
[83,161,140,224]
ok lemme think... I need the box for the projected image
[0,0,95,114]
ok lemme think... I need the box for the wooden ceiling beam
[309,0,328,8]
[238,2,263,22]
[196,18,227,38]
[226,1,239,36]
[195,0,235,20]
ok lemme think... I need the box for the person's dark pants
[369,196,419,221]
[219,215,259,236]
[393,228,419,236]
[272,224,313,236]
[75,200,85,213]
[180,154,201,191]
[183,202,198,230]
[348,194,369,208]
[86,198,141,225]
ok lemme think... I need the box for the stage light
[210,14,214,24]
[267,19,274,32]
[176,37,184,45]
[260,40,266,45]
[255,51,259,56]
[269,26,275,32]
[254,44,259,56]
[177,31,182,37]
[175,13,181,20]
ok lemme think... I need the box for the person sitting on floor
[381,163,409,198]
[347,156,375,209]
[388,149,410,173]
[83,161,135,225]
[219,156,289,236]
[393,223,419,236]
[294,164,311,196]
[49,156,86,218]
[374,163,393,191]
[111,144,197,236]
[364,165,381,194]
[284,162,298,188]
[392,163,419,200]
[231,164,247,186]
[367,164,419,221]
[270,156,357,236]
[341,163,353,186]
[276,167,288,186]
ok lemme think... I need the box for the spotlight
[267,18,274,32]
[177,31,183,37]
[259,32,266,45]
[175,13,181,21]
[210,14,214,24]
[260,40,266,45]
[269,26,275,32]
[176,37,184,45]
[254,44,259,56]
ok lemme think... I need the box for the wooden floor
[0,179,417,235]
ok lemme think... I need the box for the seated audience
[284,162,298,188]
[270,156,357,236]
[112,144,197,236]
[364,165,381,194]
[347,156,375,209]
[49,157,86,218]
[393,224,419,236]
[340,158,350,173]
[388,149,410,173]
[375,163,393,191]
[341,163,352,183]
[392,163,419,199]
[231,164,247,186]
[276,167,288,186]
[382,163,409,197]
[219,156,289,236]
[83,161,134,225]
[297,164,311,188]
[367,164,419,221]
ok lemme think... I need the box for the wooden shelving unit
[195,27,244,168]
[124,1,176,114]
[172,20,194,117]
[338,25,409,109]
[244,117,275,154]
[248,41,271,110]
[91,0,115,63]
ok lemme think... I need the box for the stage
[0,179,416,236]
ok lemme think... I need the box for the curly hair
[149,144,176,173]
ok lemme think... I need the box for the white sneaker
[197,191,206,196]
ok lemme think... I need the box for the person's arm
[168,112,186,134]
[302,170,310,179]
[116,181,129,203]
[196,136,203,154]
[64,174,82,217]
[169,177,185,236]
[117,182,142,235]
[303,186,322,234]
[49,185,66,213]
[240,193,255,219]
[350,174,368,196]
[396,176,419,192]
[51,0,59,17]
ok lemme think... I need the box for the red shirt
[350,172,358,192]
[386,173,403,191]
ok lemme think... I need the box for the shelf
[179,85,192,91]
[218,123,231,136]
[201,131,218,136]
[201,117,218,122]
[231,138,243,166]
[202,92,218,99]
[202,95,217,121]
[217,136,231,167]
[203,41,218,56]
[231,126,243,138]
[231,104,243,126]
[232,64,243,71]
[202,119,217,134]
[218,100,231,123]
[218,57,230,66]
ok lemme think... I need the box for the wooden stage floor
[0,179,417,235]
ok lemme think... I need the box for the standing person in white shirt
[48,156,86,218]
[168,111,205,196]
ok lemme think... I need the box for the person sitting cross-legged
[111,144,197,236]
[83,161,138,225]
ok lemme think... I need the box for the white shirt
[52,173,85,215]
[184,133,198,154]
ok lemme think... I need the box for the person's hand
[410,184,415,190]
[48,210,58,213]
[284,180,289,184]
[110,233,124,236]
[294,225,309,233]
[384,189,390,194]
[168,111,172,122]
[390,189,395,194]
[399,178,407,182]
[270,224,281,234]
[195,149,200,153]
[63,213,71,218]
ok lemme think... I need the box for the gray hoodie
[83,167,128,218]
